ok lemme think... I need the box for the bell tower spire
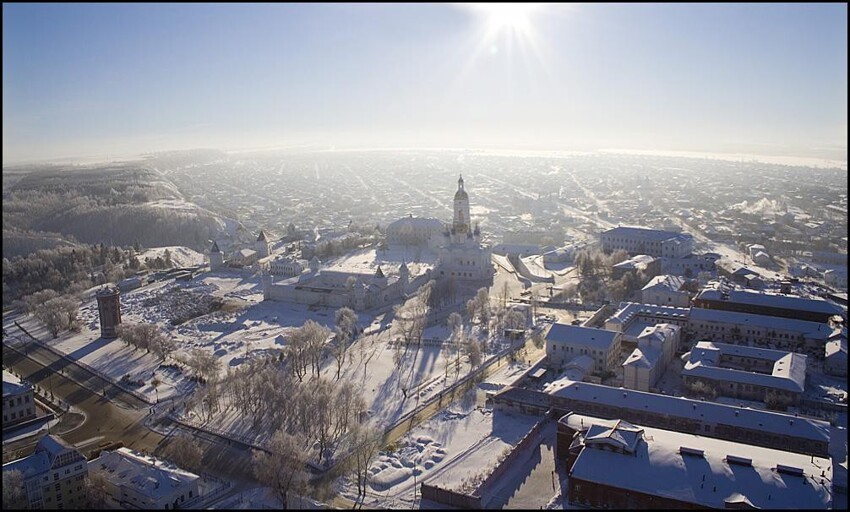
[452,174,471,242]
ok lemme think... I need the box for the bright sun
[467,3,543,37]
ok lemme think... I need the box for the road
[2,341,162,460]
[2,337,264,493]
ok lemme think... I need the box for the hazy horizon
[4,3,847,165]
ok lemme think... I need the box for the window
[55,483,61,491]
[54,473,60,481]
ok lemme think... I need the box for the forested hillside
[2,163,229,258]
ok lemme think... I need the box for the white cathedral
[262,175,492,312]
[435,175,493,283]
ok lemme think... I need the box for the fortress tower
[95,286,122,339]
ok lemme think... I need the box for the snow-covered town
[3,3,847,511]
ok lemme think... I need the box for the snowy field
[323,246,437,278]
[5,256,534,472]
[137,245,205,268]
[338,359,537,508]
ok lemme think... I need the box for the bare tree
[302,320,332,376]
[161,434,204,471]
[34,301,65,338]
[84,471,111,509]
[23,289,59,314]
[252,430,309,510]
[504,309,526,331]
[466,337,482,367]
[475,287,491,328]
[187,348,221,381]
[347,424,383,498]
[333,307,358,380]
[2,469,26,509]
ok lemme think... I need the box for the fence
[475,420,546,501]
[13,321,153,405]
[419,483,482,509]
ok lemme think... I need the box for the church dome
[454,189,468,201]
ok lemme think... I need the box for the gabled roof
[374,265,385,278]
[257,230,268,242]
[546,323,619,351]
[583,419,644,454]
[210,241,220,253]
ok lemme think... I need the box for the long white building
[682,341,807,404]
[601,226,694,258]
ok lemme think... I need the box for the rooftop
[547,380,831,444]
[3,369,31,397]
[606,302,690,328]
[545,323,619,351]
[92,448,200,500]
[642,274,687,292]
[683,341,807,393]
[602,226,694,243]
[696,288,843,316]
[689,308,832,339]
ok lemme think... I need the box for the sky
[3,3,847,164]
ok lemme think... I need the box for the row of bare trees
[20,289,81,338]
[116,322,177,361]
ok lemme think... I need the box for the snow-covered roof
[623,345,661,369]
[237,248,257,258]
[387,216,444,231]
[92,448,200,500]
[566,414,832,509]
[3,369,31,397]
[612,254,656,270]
[696,288,843,316]
[683,342,807,393]
[583,419,644,454]
[545,323,619,351]
[602,226,693,243]
[641,274,687,292]
[548,380,831,444]
[689,308,832,339]
[606,302,690,328]
[3,435,84,481]
[825,337,847,359]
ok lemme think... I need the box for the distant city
[3,2,847,510]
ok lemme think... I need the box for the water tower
[96,287,122,338]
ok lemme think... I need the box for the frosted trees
[116,323,171,357]
[304,320,332,377]
[465,336,482,367]
[252,430,309,510]
[333,307,358,380]
[186,348,221,382]
[32,296,79,338]
[347,423,384,499]
[393,281,434,399]
[504,309,526,331]
[161,434,204,471]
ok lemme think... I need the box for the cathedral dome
[454,189,469,201]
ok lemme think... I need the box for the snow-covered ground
[137,245,205,268]
[337,359,537,508]
[322,246,436,278]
